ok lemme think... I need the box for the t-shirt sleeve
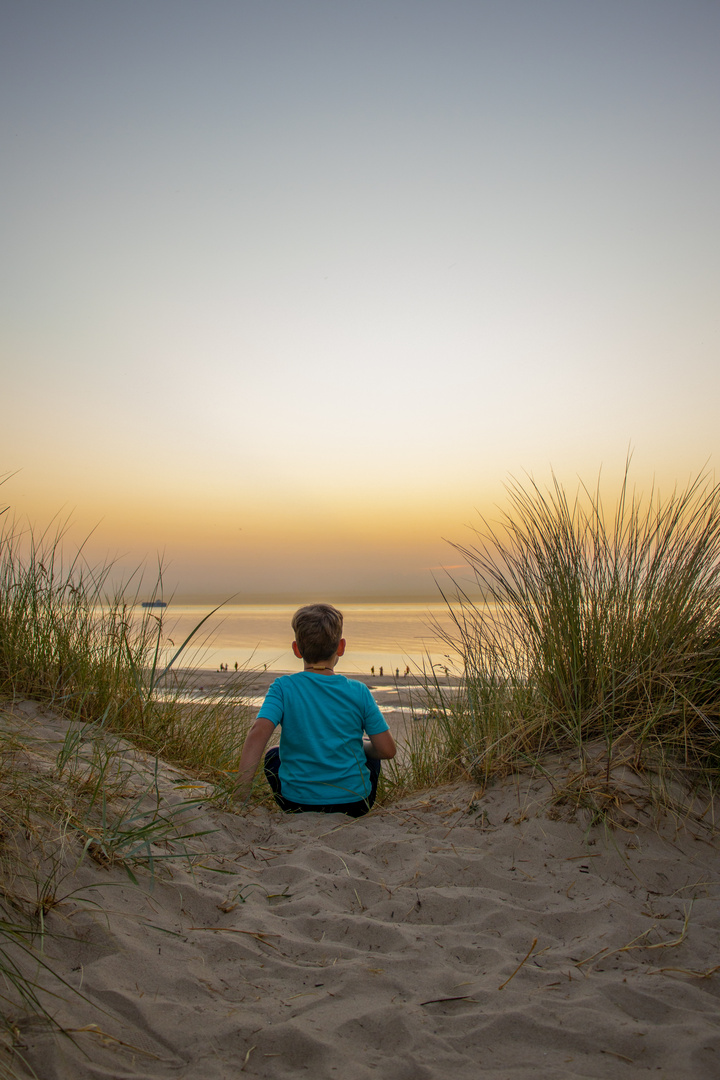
[360,684,389,735]
[257,678,284,727]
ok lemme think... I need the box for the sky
[2,0,719,600]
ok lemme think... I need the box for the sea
[143,602,462,675]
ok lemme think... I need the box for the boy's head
[291,603,344,664]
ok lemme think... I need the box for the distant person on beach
[235,603,396,817]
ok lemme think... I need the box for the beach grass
[0,511,254,787]
[0,507,255,1051]
[419,465,720,818]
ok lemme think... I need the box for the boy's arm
[234,717,276,801]
[364,730,397,760]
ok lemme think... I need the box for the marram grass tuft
[430,466,720,808]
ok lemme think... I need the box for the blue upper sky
[2,1,719,598]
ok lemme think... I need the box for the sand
[2,691,720,1079]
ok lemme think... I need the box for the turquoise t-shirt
[257,671,389,805]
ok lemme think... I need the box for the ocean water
[145,602,461,674]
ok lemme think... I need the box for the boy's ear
[292,641,303,659]
[336,638,346,657]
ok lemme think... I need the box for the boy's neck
[303,657,338,674]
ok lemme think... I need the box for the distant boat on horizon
[141,600,167,609]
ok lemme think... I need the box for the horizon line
[157,592,447,606]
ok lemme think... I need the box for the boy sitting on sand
[235,603,396,816]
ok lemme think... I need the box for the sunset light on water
[148,602,460,675]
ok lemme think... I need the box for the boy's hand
[234,717,275,800]
[364,730,397,760]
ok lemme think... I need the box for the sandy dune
[3,700,720,1079]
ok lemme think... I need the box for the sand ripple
[5,705,720,1079]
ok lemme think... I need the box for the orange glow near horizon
[3,3,719,602]
[5,455,718,602]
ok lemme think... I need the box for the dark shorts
[263,746,381,818]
